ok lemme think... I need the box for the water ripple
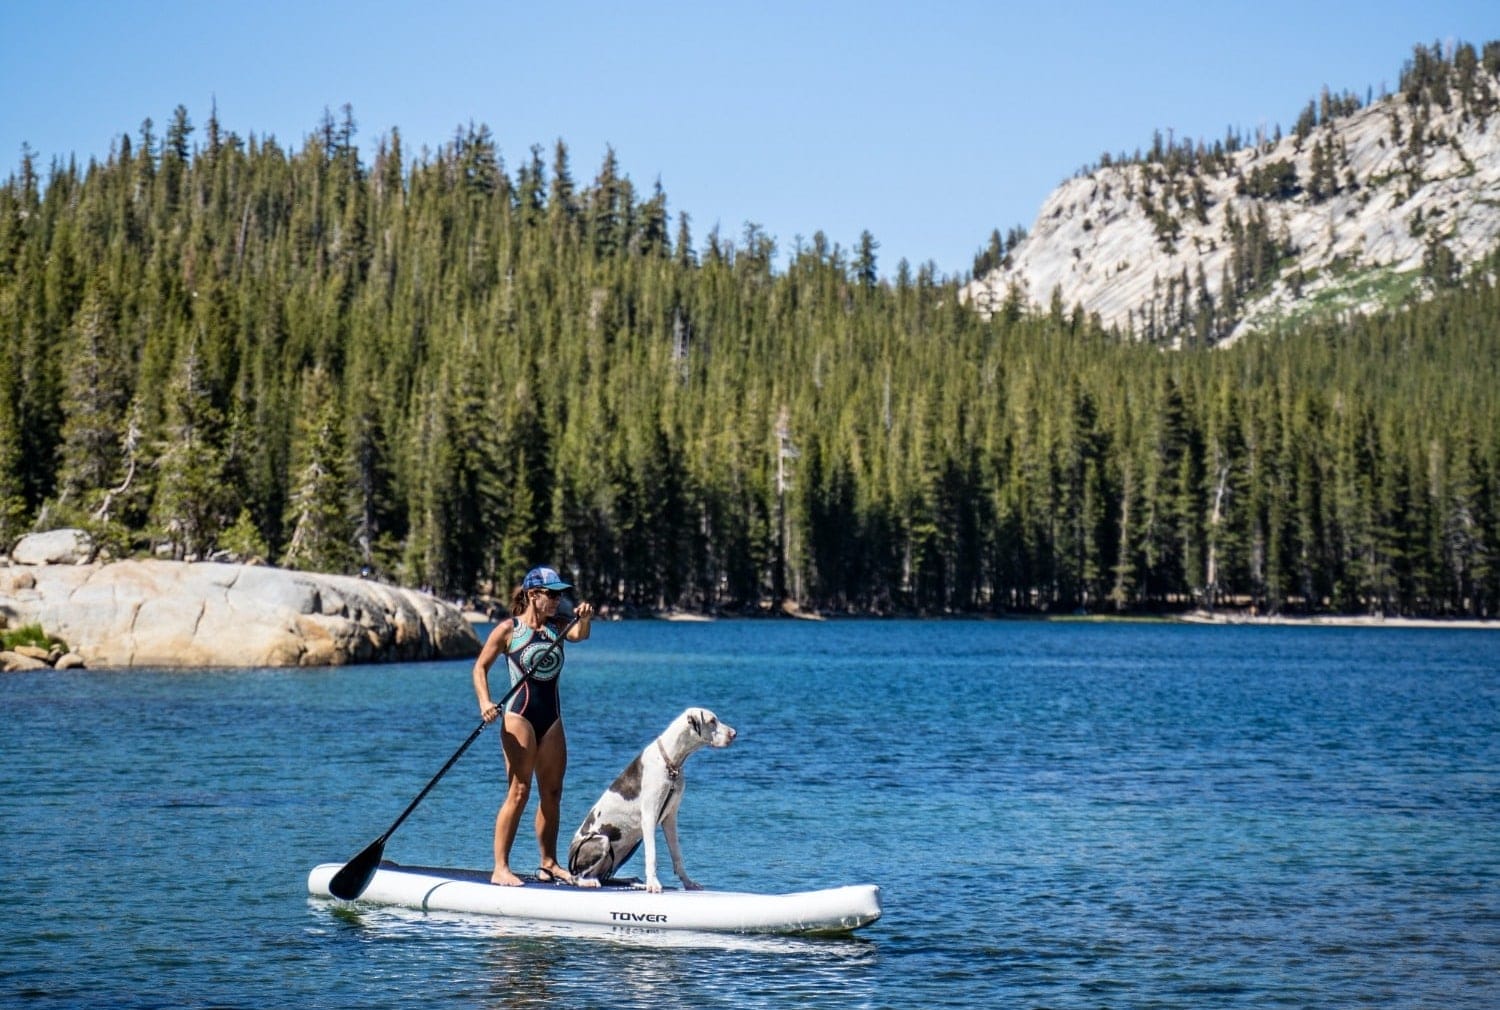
[2,624,1497,1008]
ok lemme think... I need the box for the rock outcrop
[964,54,1500,345]
[11,528,96,566]
[0,559,480,668]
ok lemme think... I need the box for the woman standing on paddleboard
[472,565,594,886]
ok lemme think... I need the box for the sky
[2,1,1496,279]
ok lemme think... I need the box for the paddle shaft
[329,612,579,899]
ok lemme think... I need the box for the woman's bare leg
[492,714,537,885]
[533,720,570,878]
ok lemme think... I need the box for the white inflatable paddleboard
[308,861,880,935]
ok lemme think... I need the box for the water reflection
[314,900,879,1008]
[476,921,879,1010]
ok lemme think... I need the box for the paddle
[328,602,581,901]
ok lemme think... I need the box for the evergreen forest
[2,61,1498,617]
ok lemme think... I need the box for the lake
[1,619,1496,1008]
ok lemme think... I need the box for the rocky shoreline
[1,641,87,672]
[1,530,480,669]
[1178,610,1499,629]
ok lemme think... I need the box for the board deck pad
[385,861,648,889]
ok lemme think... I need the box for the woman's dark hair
[510,586,530,617]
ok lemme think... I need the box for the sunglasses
[534,588,562,599]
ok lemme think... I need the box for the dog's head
[684,707,736,749]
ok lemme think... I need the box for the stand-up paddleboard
[308,861,881,935]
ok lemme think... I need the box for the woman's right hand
[480,702,501,724]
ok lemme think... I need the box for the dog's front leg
[640,784,664,893]
[661,810,700,890]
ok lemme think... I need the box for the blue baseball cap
[522,565,573,591]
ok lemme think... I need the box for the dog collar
[656,740,682,781]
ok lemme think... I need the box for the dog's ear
[687,712,702,736]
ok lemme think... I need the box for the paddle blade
[328,838,385,900]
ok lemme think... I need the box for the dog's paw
[645,877,664,893]
[682,879,703,891]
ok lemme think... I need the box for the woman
[472,565,595,886]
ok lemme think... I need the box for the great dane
[567,708,736,892]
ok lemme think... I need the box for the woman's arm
[565,601,595,641]
[473,619,514,721]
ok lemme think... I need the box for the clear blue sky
[3,1,1495,278]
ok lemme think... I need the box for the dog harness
[503,619,565,740]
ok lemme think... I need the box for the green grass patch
[1,624,64,652]
[1308,264,1423,310]
[1250,264,1426,334]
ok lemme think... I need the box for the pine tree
[54,279,129,510]
[281,367,356,572]
[854,230,879,290]
[149,335,233,558]
[0,326,28,544]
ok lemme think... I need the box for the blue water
[1,620,1496,1008]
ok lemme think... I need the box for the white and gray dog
[567,707,736,892]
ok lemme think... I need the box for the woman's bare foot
[490,868,524,887]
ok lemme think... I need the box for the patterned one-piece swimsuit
[503,620,565,738]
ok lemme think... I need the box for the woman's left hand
[574,600,595,621]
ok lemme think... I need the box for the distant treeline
[1088,40,1500,180]
[1,100,1497,617]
